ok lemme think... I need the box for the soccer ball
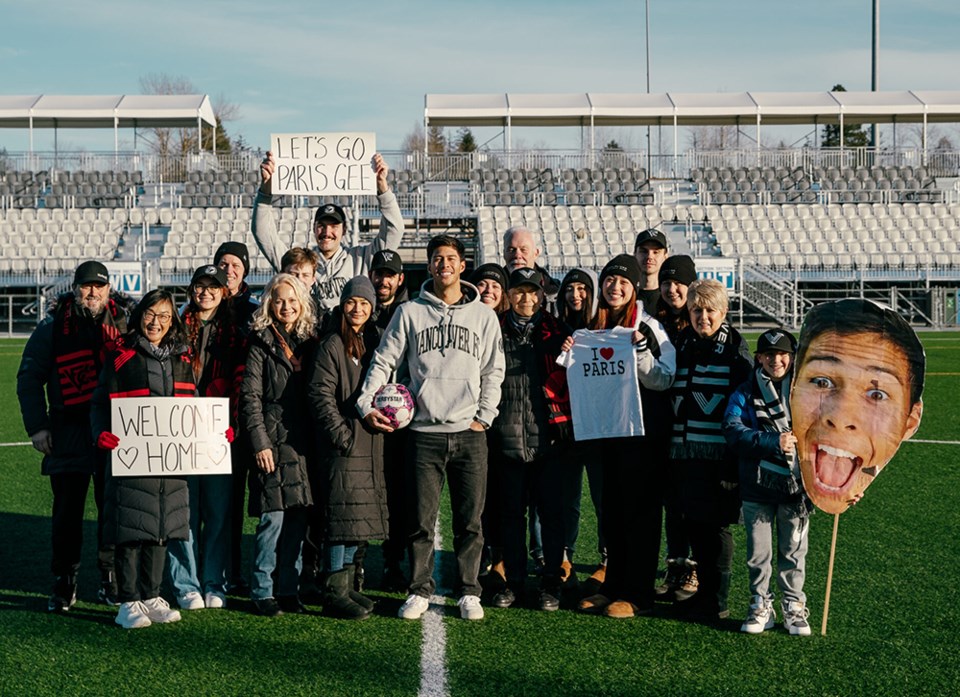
[373,383,416,430]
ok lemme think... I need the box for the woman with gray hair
[240,273,318,617]
[669,279,751,623]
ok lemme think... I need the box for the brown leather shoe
[604,600,639,618]
[577,593,611,615]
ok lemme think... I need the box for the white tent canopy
[0,94,218,153]
[425,90,960,154]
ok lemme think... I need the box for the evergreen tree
[821,84,870,147]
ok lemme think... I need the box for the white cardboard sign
[270,132,377,196]
[110,397,232,477]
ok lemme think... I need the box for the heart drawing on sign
[118,448,138,469]
[210,444,229,466]
[600,347,614,360]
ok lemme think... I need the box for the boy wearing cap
[633,228,669,316]
[253,151,403,313]
[358,235,505,621]
[17,260,135,611]
[723,329,812,635]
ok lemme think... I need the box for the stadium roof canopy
[425,90,960,152]
[0,95,218,152]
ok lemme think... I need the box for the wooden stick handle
[821,513,840,636]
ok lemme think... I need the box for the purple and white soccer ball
[373,383,416,429]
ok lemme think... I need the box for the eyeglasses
[193,285,221,295]
[143,310,173,325]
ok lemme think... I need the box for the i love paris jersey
[556,326,643,441]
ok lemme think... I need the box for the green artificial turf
[2,334,959,696]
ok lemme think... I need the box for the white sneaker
[143,596,182,624]
[115,601,152,629]
[398,594,430,620]
[177,591,205,610]
[741,595,775,634]
[204,592,227,609]
[782,600,812,636]
[458,594,484,621]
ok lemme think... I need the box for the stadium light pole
[645,0,652,176]
[871,0,879,148]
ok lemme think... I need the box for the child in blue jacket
[723,329,812,636]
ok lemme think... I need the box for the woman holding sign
[240,273,318,617]
[91,289,199,629]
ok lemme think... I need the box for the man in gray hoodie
[358,235,505,621]
[252,151,404,313]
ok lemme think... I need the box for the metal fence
[3,146,958,183]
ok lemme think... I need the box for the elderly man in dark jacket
[487,268,573,612]
[17,260,133,612]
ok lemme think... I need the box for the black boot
[48,574,77,613]
[98,570,119,606]
[346,566,375,612]
[321,569,370,620]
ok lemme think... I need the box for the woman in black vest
[92,289,205,629]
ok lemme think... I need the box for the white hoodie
[357,280,505,433]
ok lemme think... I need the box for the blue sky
[2,0,959,153]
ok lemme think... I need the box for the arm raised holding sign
[251,137,404,314]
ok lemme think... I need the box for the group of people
[21,151,925,634]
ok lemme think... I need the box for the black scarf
[670,323,746,461]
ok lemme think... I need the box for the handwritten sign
[270,132,377,196]
[110,397,232,477]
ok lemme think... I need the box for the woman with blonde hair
[240,273,318,616]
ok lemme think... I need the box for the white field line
[419,518,450,697]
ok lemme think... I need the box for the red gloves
[97,431,120,450]
[225,427,235,443]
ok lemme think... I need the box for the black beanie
[659,255,697,286]
[599,254,641,290]
[469,263,508,289]
[214,241,250,278]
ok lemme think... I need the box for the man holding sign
[252,138,403,314]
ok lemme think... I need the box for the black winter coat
[489,311,570,463]
[240,324,315,516]
[307,320,387,542]
[17,293,131,476]
[91,336,194,545]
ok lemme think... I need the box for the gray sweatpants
[742,500,808,604]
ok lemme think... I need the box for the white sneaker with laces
[398,594,430,620]
[115,601,152,629]
[782,600,812,636]
[458,594,484,621]
[741,595,775,634]
[178,591,205,610]
[204,592,227,609]
[143,596,182,624]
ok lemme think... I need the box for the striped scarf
[751,365,803,497]
[670,323,741,461]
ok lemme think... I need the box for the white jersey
[557,326,644,441]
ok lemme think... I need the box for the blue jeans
[407,429,487,598]
[167,474,232,597]
[742,500,808,604]
[250,507,308,600]
[324,544,359,573]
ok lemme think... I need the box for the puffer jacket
[91,335,195,545]
[307,316,387,542]
[239,323,315,516]
[488,311,571,463]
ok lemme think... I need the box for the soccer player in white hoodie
[359,235,505,620]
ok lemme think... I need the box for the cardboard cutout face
[790,300,925,514]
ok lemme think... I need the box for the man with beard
[633,228,669,316]
[253,151,404,317]
[369,249,408,331]
[17,261,134,612]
